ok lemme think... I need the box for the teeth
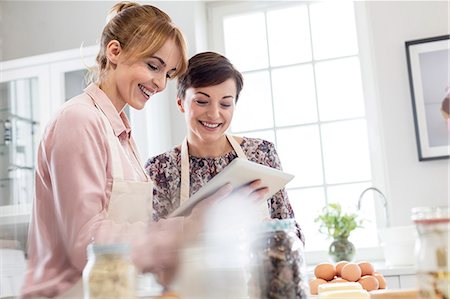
[138,84,154,98]
[201,121,220,128]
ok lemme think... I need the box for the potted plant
[314,203,364,262]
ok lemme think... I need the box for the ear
[105,40,122,66]
[177,97,185,113]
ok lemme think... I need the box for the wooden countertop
[369,289,418,299]
[309,289,418,299]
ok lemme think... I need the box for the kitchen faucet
[357,187,391,227]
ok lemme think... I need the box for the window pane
[277,126,323,188]
[11,78,37,119]
[288,187,328,251]
[310,2,358,60]
[232,71,273,132]
[327,183,378,248]
[215,1,379,255]
[321,120,372,184]
[315,57,365,121]
[267,5,312,66]
[232,130,276,144]
[224,13,268,72]
[272,64,317,126]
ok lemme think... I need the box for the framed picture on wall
[406,35,450,161]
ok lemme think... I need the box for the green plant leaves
[314,203,363,239]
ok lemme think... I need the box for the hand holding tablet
[169,158,294,217]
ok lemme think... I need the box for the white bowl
[379,225,416,266]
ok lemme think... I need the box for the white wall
[0,1,205,158]
[0,1,448,226]
[361,1,449,226]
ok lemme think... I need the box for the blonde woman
[21,3,265,298]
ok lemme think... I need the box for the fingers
[235,179,260,197]
[155,267,177,288]
[192,183,233,212]
[249,187,269,201]
[184,183,234,241]
[209,183,233,200]
[235,179,268,200]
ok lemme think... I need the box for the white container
[0,249,26,298]
[379,225,416,266]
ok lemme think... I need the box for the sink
[379,225,416,266]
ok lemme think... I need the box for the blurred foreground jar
[251,219,308,299]
[83,244,137,299]
[412,206,449,299]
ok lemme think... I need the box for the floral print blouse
[145,137,304,243]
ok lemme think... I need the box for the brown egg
[330,277,348,283]
[373,272,386,289]
[340,263,362,282]
[358,261,374,276]
[358,275,379,291]
[314,263,336,281]
[335,261,349,277]
[309,278,328,295]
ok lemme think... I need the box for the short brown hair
[177,52,243,102]
[92,1,188,83]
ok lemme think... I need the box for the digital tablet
[169,158,294,217]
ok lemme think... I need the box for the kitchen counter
[309,289,418,299]
[369,261,415,276]
[139,262,418,298]
[362,261,417,289]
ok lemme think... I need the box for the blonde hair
[90,1,188,84]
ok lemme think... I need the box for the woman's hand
[154,183,234,287]
[233,179,268,202]
[182,183,233,241]
[155,181,268,287]
[183,180,268,240]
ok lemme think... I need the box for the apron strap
[125,138,150,180]
[180,138,190,205]
[179,135,247,205]
[226,135,247,160]
[94,103,125,181]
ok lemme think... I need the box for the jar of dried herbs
[83,243,137,299]
[250,219,308,299]
[412,206,449,299]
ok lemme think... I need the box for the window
[208,1,384,260]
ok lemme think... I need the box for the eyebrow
[151,55,177,72]
[151,55,166,67]
[196,91,235,100]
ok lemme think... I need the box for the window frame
[207,1,388,264]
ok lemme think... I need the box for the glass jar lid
[86,243,130,256]
[411,206,450,224]
[260,218,297,232]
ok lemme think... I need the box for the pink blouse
[21,84,183,298]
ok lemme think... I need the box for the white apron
[46,103,153,299]
[179,135,247,205]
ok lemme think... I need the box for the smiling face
[102,38,181,112]
[178,78,237,146]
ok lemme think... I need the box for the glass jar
[250,219,308,299]
[83,243,137,299]
[412,206,449,299]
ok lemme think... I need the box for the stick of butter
[318,282,363,294]
[318,290,370,299]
